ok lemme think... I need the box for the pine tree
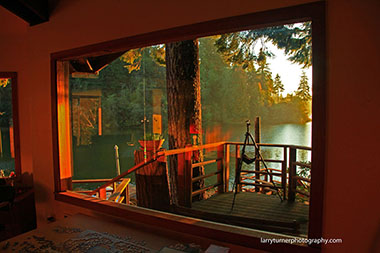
[296,71,311,101]
[256,48,274,105]
[215,21,312,68]
[273,74,284,103]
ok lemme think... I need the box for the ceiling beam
[0,0,49,26]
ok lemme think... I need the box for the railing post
[185,151,193,208]
[124,184,129,204]
[113,182,117,194]
[217,145,224,193]
[282,147,288,200]
[235,145,241,192]
[224,144,230,192]
[255,117,261,192]
[99,188,106,200]
[176,153,186,207]
[289,147,297,202]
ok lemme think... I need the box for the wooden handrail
[226,142,311,151]
[240,170,282,176]
[192,158,222,168]
[73,178,123,184]
[108,178,131,203]
[293,162,312,168]
[226,142,288,148]
[89,154,162,195]
[294,176,311,183]
[157,141,226,156]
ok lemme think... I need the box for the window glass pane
[69,46,167,191]
[63,21,312,238]
[0,78,15,177]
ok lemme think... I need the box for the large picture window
[52,3,325,251]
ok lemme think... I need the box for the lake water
[209,121,312,147]
[73,122,311,186]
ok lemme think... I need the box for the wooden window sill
[55,191,319,252]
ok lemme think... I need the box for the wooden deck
[175,192,309,236]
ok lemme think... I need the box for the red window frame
[51,2,326,252]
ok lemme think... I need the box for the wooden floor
[177,192,309,236]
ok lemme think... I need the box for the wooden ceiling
[0,0,49,26]
[0,1,126,75]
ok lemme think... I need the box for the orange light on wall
[57,61,74,190]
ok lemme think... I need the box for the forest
[69,22,312,138]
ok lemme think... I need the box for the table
[0,213,203,252]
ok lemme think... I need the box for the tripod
[231,120,283,212]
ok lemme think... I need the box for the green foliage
[70,25,312,139]
[143,133,163,141]
[296,71,311,101]
[273,74,285,102]
[215,22,312,68]
[70,48,167,136]
[200,37,310,126]
[256,48,274,106]
[0,78,10,87]
[120,48,144,73]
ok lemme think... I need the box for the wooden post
[113,182,117,194]
[76,98,81,146]
[282,147,288,200]
[288,147,297,201]
[185,151,192,208]
[134,150,171,210]
[177,153,185,206]
[254,117,261,192]
[217,145,224,193]
[124,184,130,204]
[176,152,192,208]
[98,97,102,136]
[224,144,230,192]
[235,145,241,192]
[114,145,121,176]
[99,188,106,200]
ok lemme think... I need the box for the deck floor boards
[190,192,309,236]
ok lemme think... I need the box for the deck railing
[221,143,311,203]
[76,141,311,208]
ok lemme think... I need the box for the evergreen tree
[215,22,312,69]
[256,48,274,105]
[273,74,284,103]
[296,71,311,101]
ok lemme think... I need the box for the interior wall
[325,1,380,252]
[0,0,379,252]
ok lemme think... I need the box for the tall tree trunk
[166,40,204,206]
